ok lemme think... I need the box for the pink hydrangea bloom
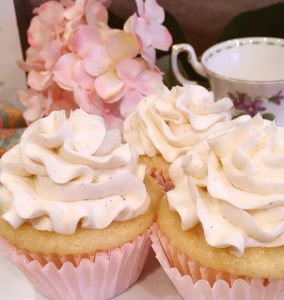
[95,58,163,117]
[19,89,53,124]
[64,0,109,24]
[74,89,124,129]
[53,25,141,111]
[18,0,172,129]
[19,85,77,124]
[124,0,172,64]
[27,40,63,91]
[28,1,65,49]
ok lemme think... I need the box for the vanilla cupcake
[152,115,284,299]
[124,84,233,191]
[0,109,163,300]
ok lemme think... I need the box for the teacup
[171,37,284,125]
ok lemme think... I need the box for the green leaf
[219,3,284,41]
[108,11,125,29]
[262,113,275,121]
[156,55,180,89]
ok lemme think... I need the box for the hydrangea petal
[21,92,53,123]
[96,99,124,130]
[74,86,97,113]
[26,47,42,64]
[150,24,172,51]
[105,114,124,130]
[18,89,38,107]
[37,45,49,63]
[73,61,94,89]
[132,17,152,49]
[17,59,43,73]
[45,40,63,69]
[64,0,86,20]
[23,104,44,123]
[142,46,156,65]
[64,17,82,43]
[28,71,52,91]
[105,87,127,103]
[106,30,139,63]
[123,15,133,33]
[82,46,111,76]
[120,90,143,118]
[135,0,144,17]
[27,16,53,48]
[144,0,165,23]
[60,0,74,7]
[36,1,64,27]
[54,53,78,90]
[135,69,163,95]
[116,58,142,81]
[95,71,124,101]
[86,1,108,24]
[72,25,103,57]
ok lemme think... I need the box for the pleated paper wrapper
[0,228,151,300]
[150,225,284,300]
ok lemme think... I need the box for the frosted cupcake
[0,109,163,300]
[151,115,284,299]
[123,84,233,191]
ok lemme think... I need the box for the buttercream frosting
[167,115,284,256]
[123,85,233,162]
[0,109,149,234]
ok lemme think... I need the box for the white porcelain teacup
[171,37,284,125]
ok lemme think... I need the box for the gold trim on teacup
[202,37,284,83]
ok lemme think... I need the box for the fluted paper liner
[150,225,284,300]
[0,229,151,300]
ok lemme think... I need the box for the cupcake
[0,109,163,300]
[151,115,284,299]
[123,84,233,191]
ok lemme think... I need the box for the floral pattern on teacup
[228,90,284,117]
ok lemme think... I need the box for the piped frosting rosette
[0,109,149,234]
[123,85,233,163]
[168,115,284,256]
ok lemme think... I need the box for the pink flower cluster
[19,0,172,128]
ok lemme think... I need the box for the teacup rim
[201,36,284,83]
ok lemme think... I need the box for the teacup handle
[171,43,208,85]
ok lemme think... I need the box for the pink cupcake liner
[0,228,151,300]
[150,225,284,300]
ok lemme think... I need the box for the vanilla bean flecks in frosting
[168,115,284,256]
[0,110,149,234]
[123,85,233,162]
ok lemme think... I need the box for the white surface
[0,249,182,300]
[0,0,26,108]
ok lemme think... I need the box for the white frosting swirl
[167,115,284,256]
[123,85,233,162]
[0,110,149,234]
